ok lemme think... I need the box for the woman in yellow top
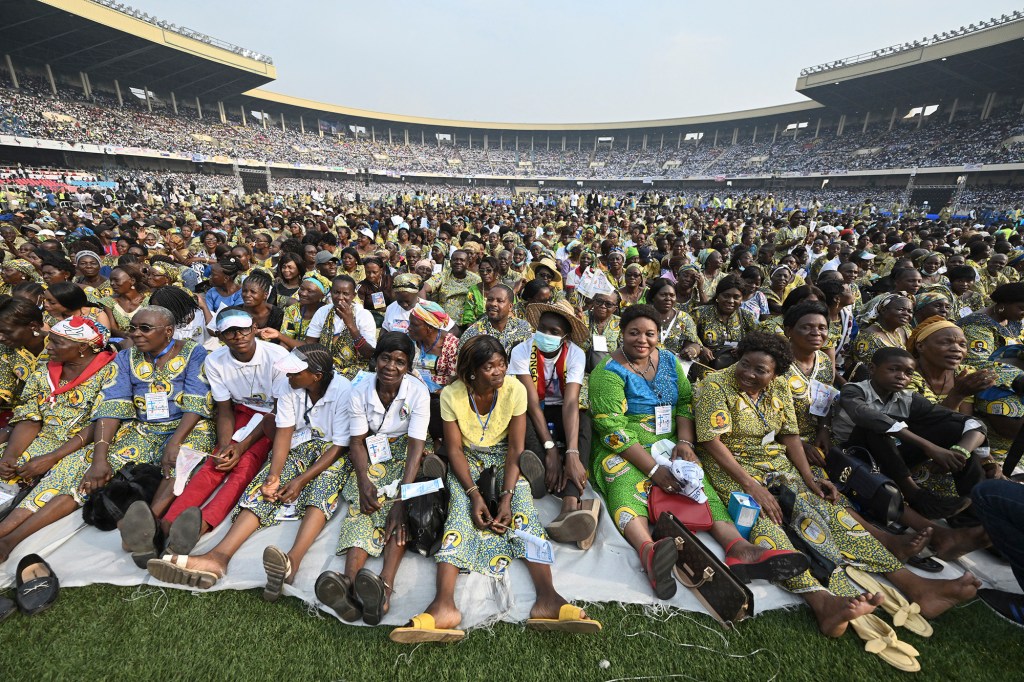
[390,335,599,644]
[851,294,913,369]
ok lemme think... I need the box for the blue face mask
[534,331,564,353]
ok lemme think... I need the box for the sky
[123,0,1023,123]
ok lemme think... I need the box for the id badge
[761,429,776,446]
[291,427,313,448]
[366,433,392,464]
[655,405,672,435]
[592,334,608,352]
[808,379,840,417]
[371,292,386,309]
[145,391,170,420]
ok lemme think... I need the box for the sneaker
[906,488,972,519]
[978,588,1024,627]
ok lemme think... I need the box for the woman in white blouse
[315,331,430,625]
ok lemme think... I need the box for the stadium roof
[5,0,276,101]
[796,16,1024,108]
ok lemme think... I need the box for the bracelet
[465,485,479,496]
[95,439,109,447]
[648,463,660,477]
[564,448,580,456]
[679,440,694,448]
[500,489,515,497]
[950,445,972,458]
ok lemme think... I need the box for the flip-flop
[14,554,60,615]
[525,603,603,633]
[146,555,220,590]
[906,555,944,573]
[519,450,547,498]
[120,500,158,570]
[165,506,203,556]
[849,613,921,673]
[389,612,465,644]
[846,566,933,638]
[262,545,292,603]
[545,508,596,544]
[314,571,362,622]
[641,537,678,600]
[353,569,387,626]
[577,498,602,551]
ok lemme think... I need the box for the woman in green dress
[590,305,809,599]
[695,332,981,636]
[389,335,600,644]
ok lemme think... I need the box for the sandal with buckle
[640,538,678,600]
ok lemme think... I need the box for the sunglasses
[128,323,170,333]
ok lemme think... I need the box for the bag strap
[1003,424,1024,477]
[844,445,881,474]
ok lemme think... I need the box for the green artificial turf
[2,583,1021,681]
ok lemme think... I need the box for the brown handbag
[652,511,753,629]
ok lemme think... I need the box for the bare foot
[905,572,981,619]
[814,592,885,638]
[285,554,301,585]
[529,593,571,620]
[877,527,932,563]
[931,526,991,561]
[0,539,10,563]
[173,553,227,578]
[424,598,462,630]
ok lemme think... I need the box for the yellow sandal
[389,613,465,644]
[849,613,921,673]
[525,604,603,633]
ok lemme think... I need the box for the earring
[470,374,476,380]
[79,350,85,358]
[32,330,40,337]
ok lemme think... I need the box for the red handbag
[648,485,713,531]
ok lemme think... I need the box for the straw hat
[525,299,589,347]
[528,256,563,285]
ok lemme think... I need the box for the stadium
[2,2,1024,681]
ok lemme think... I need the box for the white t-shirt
[382,300,413,334]
[274,373,353,447]
[507,339,585,406]
[206,340,290,412]
[307,303,377,347]
[350,373,430,441]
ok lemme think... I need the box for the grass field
[3,583,1021,681]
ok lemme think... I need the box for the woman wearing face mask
[262,276,328,350]
[692,276,757,366]
[918,252,947,288]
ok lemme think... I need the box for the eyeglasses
[220,326,255,339]
[127,323,170,334]
[593,300,618,308]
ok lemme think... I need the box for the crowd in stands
[4,82,1024,181]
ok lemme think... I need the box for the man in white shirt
[162,309,289,536]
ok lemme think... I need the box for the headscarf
[411,301,450,330]
[1008,250,1024,268]
[50,316,110,350]
[625,246,640,260]
[625,263,643,276]
[859,292,908,327]
[5,258,37,280]
[45,316,116,401]
[697,248,716,266]
[392,272,422,292]
[913,287,951,312]
[907,316,960,354]
[74,250,102,266]
[149,262,180,284]
[414,258,435,273]
[302,275,328,294]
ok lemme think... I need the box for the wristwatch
[543,440,556,450]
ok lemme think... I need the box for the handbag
[405,475,451,557]
[82,463,162,531]
[824,446,904,527]
[647,485,713,531]
[653,511,753,628]
[475,466,500,518]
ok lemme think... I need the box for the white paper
[366,433,393,464]
[231,412,264,443]
[173,446,208,495]
[887,421,908,434]
[591,334,608,352]
[512,529,554,565]
[391,215,403,226]
[290,427,313,448]
[401,477,444,500]
[808,379,840,417]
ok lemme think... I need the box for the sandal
[846,566,933,638]
[640,538,678,600]
[146,554,220,590]
[525,603,602,633]
[389,612,465,644]
[14,554,59,616]
[849,613,921,672]
[421,454,447,481]
[353,569,388,626]
[519,450,547,498]
[577,498,602,551]
[314,571,362,622]
[165,506,203,556]
[261,545,292,603]
[723,538,810,584]
[121,500,159,570]
[545,506,596,544]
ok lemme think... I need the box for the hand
[805,477,840,503]
[384,502,407,546]
[278,476,306,504]
[491,496,512,534]
[926,444,967,473]
[544,447,561,493]
[672,443,698,463]
[260,475,281,502]
[562,452,589,494]
[698,345,715,363]
[953,369,997,396]
[258,327,281,341]
[15,454,56,482]
[802,442,827,468]
[470,492,492,530]
[0,455,20,479]
[338,300,355,326]
[357,474,381,515]
[214,442,243,472]
[744,479,783,525]
[162,442,180,479]
[79,460,113,496]
[651,466,679,494]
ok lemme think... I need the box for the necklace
[876,326,905,347]
[622,348,654,378]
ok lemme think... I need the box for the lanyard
[468,388,499,443]
[371,386,400,435]
[146,340,176,364]
[742,390,773,431]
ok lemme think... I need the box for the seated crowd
[0,185,1022,664]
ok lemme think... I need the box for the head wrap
[392,272,422,292]
[625,246,639,260]
[1008,250,1024,267]
[414,258,435,271]
[50,316,109,349]
[907,316,960,354]
[5,258,36,280]
[304,273,331,293]
[859,292,909,327]
[678,263,699,275]
[697,249,716,266]
[625,263,643,275]
[74,250,102,265]
[913,287,951,312]
[149,262,180,284]
[411,301,450,330]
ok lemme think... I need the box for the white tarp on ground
[0,493,1019,629]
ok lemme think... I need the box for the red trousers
[163,404,272,529]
